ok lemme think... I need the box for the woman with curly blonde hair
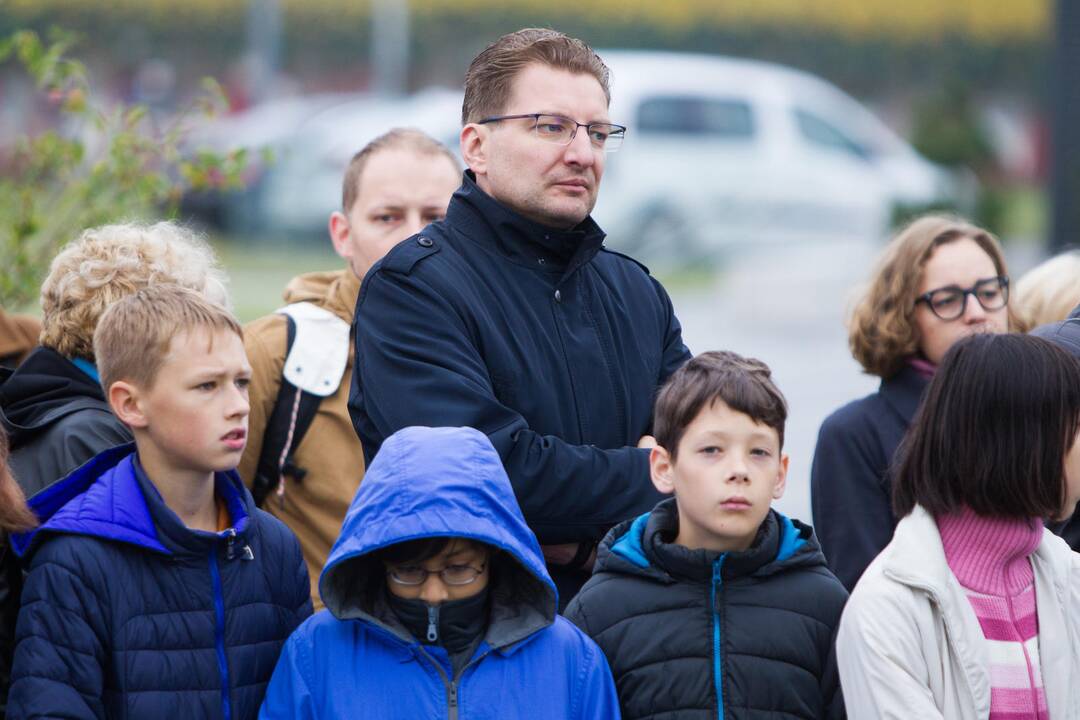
[0,221,229,497]
[810,215,1021,591]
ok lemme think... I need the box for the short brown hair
[892,333,1080,519]
[654,351,788,461]
[93,284,242,394]
[340,128,460,213]
[848,214,1023,379]
[39,221,230,361]
[461,28,611,125]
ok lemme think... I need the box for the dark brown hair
[654,351,788,460]
[340,128,460,213]
[1,425,37,533]
[892,333,1080,519]
[461,28,611,125]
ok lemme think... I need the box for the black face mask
[386,585,491,655]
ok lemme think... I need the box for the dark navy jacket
[809,365,929,591]
[7,445,311,720]
[565,499,847,719]
[259,426,620,719]
[349,173,691,549]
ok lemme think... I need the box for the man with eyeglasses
[349,28,692,603]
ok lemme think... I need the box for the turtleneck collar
[937,506,1042,596]
[384,584,491,655]
[444,170,606,278]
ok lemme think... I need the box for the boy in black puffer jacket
[7,286,311,720]
[565,351,848,720]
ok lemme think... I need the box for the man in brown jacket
[238,129,461,608]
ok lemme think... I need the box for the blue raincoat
[259,426,620,719]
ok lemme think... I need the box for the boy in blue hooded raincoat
[259,425,620,719]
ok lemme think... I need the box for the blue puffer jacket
[7,444,312,720]
[259,426,621,720]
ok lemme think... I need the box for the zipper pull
[449,683,458,709]
[225,528,237,561]
[427,605,439,642]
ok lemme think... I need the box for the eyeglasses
[915,276,1010,321]
[386,562,487,587]
[478,113,626,152]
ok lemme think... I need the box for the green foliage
[0,29,246,308]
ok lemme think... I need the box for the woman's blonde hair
[847,214,1023,379]
[39,221,230,361]
[1014,250,1080,329]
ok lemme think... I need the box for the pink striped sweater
[937,508,1047,720]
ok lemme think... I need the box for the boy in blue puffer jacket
[7,285,312,720]
[565,351,848,720]
[259,425,620,719]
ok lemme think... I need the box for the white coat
[836,505,1080,719]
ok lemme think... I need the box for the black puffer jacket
[0,347,131,496]
[1,534,20,718]
[565,499,848,720]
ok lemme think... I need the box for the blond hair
[40,221,230,361]
[1014,250,1080,329]
[462,28,610,125]
[847,214,1022,379]
[93,284,242,394]
[341,128,460,213]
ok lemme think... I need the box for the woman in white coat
[837,333,1080,720]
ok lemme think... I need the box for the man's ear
[328,210,352,262]
[460,123,488,176]
[650,445,676,496]
[772,453,790,501]
[108,380,149,429]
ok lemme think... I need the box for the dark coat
[810,365,929,591]
[0,534,20,718]
[260,426,619,719]
[0,347,131,496]
[349,173,690,547]
[7,444,311,720]
[565,499,847,720]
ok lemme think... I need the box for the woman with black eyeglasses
[810,215,1024,592]
[258,425,620,719]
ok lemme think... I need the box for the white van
[592,50,963,263]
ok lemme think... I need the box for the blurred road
[666,237,1041,525]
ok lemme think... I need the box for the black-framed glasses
[386,562,487,587]
[478,113,626,152]
[915,276,1010,321]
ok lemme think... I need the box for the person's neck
[675,522,753,554]
[135,441,217,533]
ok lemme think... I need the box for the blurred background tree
[0,29,248,309]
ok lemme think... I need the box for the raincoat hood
[319,426,557,648]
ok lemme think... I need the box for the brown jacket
[238,269,364,610]
[0,311,40,368]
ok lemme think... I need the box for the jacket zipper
[208,547,232,720]
[417,644,493,720]
[711,556,726,720]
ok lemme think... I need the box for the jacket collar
[444,171,607,280]
[0,347,109,444]
[13,444,254,560]
[603,497,816,582]
[882,505,1076,718]
[879,363,931,424]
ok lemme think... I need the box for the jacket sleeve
[572,633,621,720]
[350,270,663,545]
[7,544,109,720]
[835,583,943,720]
[654,276,692,386]
[258,631,316,720]
[810,409,895,592]
[289,531,314,625]
[237,316,288,488]
[822,623,846,720]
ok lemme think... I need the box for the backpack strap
[251,303,350,507]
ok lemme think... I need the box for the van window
[637,96,755,138]
[794,109,871,159]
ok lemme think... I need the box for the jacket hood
[11,443,254,561]
[1031,302,1080,359]
[319,426,557,649]
[595,498,824,583]
[0,347,107,445]
[281,269,360,324]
